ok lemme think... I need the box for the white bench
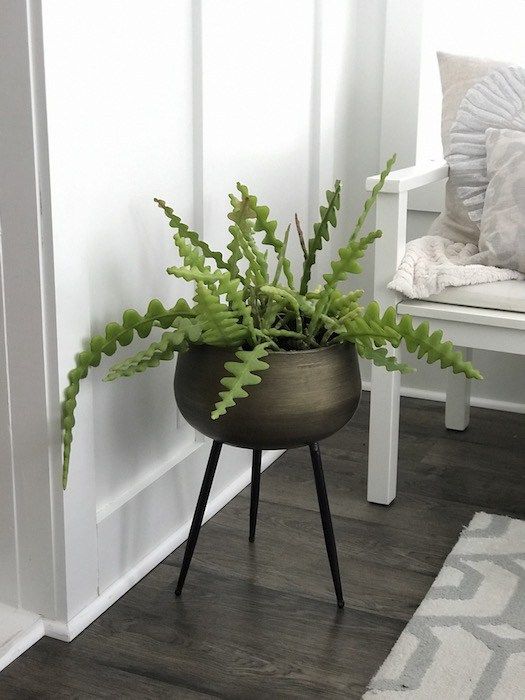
[366,161,525,505]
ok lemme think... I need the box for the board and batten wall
[0,0,358,651]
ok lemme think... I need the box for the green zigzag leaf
[215,271,257,344]
[228,222,266,286]
[62,298,194,488]
[235,183,294,288]
[271,223,294,288]
[323,230,383,289]
[305,156,395,336]
[307,230,383,337]
[103,318,202,381]
[355,340,414,374]
[346,302,483,379]
[299,181,341,294]
[194,282,247,347]
[228,188,269,283]
[167,265,222,285]
[348,154,396,243]
[211,342,270,419]
[155,198,228,270]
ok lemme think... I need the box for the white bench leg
[367,363,401,505]
[445,347,472,431]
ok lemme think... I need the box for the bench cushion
[427,280,525,313]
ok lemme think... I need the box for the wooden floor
[2,395,524,698]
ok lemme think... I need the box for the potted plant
[61,154,481,488]
[61,155,482,606]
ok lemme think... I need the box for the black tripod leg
[249,449,262,542]
[175,440,222,596]
[309,442,345,609]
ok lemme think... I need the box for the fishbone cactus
[61,155,482,487]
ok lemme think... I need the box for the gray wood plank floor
[1,395,524,699]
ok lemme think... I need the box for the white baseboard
[0,605,44,673]
[43,448,284,643]
[361,381,525,414]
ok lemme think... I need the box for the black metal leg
[249,449,262,542]
[309,442,345,609]
[175,440,222,597]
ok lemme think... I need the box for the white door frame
[0,0,65,621]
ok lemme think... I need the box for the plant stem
[272,223,291,286]
[253,329,279,351]
[320,328,335,345]
[295,214,308,259]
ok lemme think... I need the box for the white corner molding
[0,605,44,673]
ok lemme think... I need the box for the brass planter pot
[173,342,360,608]
[174,343,361,449]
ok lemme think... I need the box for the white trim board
[1,447,284,663]
[95,439,205,523]
[361,382,525,415]
[0,604,44,673]
[44,448,284,643]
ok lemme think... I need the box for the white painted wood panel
[40,0,328,617]
[0,0,61,619]
[42,0,201,618]
[42,0,197,510]
[379,0,423,169]
[0,239,18,608]
[200,0,316,274]
[0,603,43,673]
[0,0,360,659]
[96,444,281,593]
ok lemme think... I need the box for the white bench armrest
[366,160,449,193]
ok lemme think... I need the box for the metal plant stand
[175,440,345,608]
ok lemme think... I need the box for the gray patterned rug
[365,512,525,699]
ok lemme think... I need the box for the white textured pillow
[449,65,525,226]
[479,128,525,273]
[428,52,504,244]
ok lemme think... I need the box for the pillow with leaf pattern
[428,52,505,245]
[477,128,525,273]
[449,64,525,230]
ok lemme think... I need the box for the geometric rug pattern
[364,513,525,699]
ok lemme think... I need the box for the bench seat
[427,280,525,314]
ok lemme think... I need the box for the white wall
[35,0,356,633]
[331,0,387,307]
[43,0,197,513]
[42,0,201,620]
[201,0,315,272]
